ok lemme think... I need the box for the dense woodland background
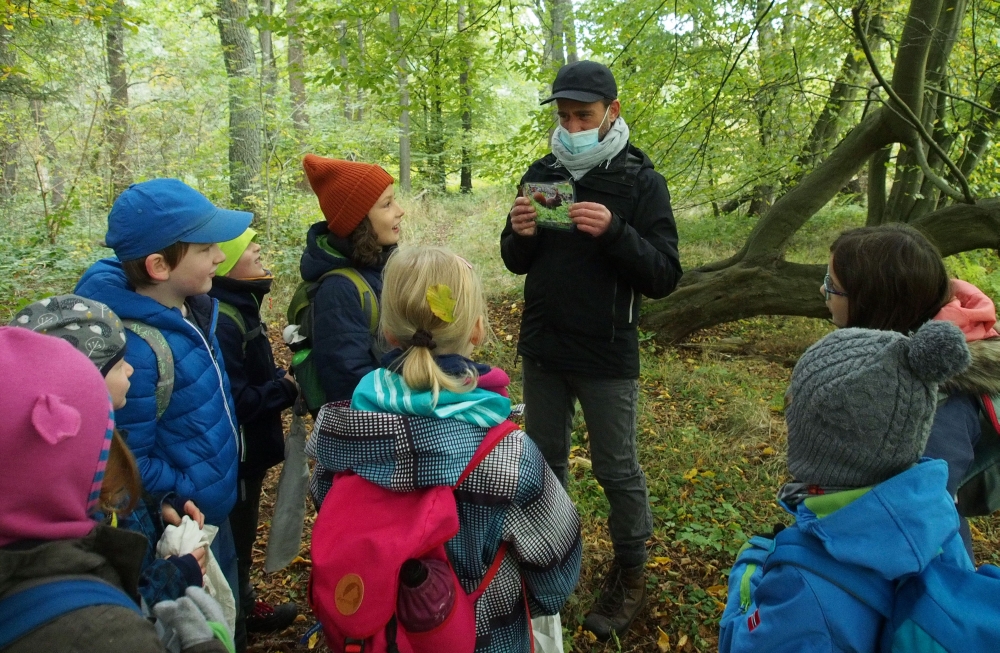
[3,1,1000,651]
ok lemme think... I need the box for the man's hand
[569,202,613,237]
[509,196,538,237]
[162,499,206,529]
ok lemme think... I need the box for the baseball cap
[106,178,253,262]
[541,60,618,105]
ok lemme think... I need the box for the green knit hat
[216,227,257,277]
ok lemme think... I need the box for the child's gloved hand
[154,586,235,653]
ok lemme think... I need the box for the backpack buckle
[344,639,365,653]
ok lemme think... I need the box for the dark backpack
[956,393,1000,517]
[286,269,379,414]
[216,300,263,353]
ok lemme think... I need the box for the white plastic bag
[156,516,237,632]
[531,613,564,653]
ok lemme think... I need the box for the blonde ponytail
[381,246,490,405]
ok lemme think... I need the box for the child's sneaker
[246,599,298,633]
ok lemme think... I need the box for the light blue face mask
[557,105,612,155]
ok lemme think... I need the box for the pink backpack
[309,420,520,653]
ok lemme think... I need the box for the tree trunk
[355,19,365,121]
[0,25,19,198]
[255,0,278,154]
[564,3,578,64]
[339,21,351,120]
[390,7,411,192]
[644,0,992,343]
[105,0,132,201]
[286,0,310,190]
[458,1,472,193]
[30,100,65,208]
[217,0,262,216]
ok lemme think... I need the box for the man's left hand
[569,202,613,237]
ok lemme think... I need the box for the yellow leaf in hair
[426,284,456,323]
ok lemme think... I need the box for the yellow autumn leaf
[683,468,698,480]
[426,284,456,323]
[653,556,672,565]
[308,632,319,649]
[762,446,775,455]
[657,627,670,652]
[706,584,727,597]
[677,633,689,649]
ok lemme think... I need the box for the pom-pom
[908,321,971,383]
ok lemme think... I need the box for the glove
[153,586,235,653]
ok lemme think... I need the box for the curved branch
[910,198,1000,256]
[912,138,966,203]
[852,5,975,204]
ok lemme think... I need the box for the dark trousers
[229,474,265,651]
[521,357,652,568]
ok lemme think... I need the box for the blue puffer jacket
[719,460,971,653]
[300,221,386,404]
[76,259,239,525]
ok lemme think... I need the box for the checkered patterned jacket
[306,373,582,653]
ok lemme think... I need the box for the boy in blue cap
[75,178,251,648]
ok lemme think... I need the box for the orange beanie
[302,154,394,238]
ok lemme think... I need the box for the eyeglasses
[823,267,848,301]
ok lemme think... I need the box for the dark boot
[246,599,298,633]
[583,560,646,640]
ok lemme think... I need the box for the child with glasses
[823,223,998,561]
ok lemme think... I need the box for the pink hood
[934,279,999,342]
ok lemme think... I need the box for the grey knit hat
[9,295,127,376]
[785,321,971,487]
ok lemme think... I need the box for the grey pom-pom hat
[10,294,127,376]
[785,320,971,488]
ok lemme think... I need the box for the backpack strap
[0,578,142,649]
[956,393,1000,516]
[763,527,894,619]
[316,268,380,336]
[216,300,262,350]
[455,420,519,488]
[122,319,174,420]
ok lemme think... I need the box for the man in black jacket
[500,61,682,640]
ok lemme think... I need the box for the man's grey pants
[522,356,652,568]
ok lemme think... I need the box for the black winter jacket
[209,275,297,480]
[299,222,387,404]
[500,143,682,378]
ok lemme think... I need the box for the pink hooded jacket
[934,279,999,342]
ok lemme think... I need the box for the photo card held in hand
[522,181,575,231]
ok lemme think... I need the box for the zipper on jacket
[740,564,757,611]
[184,303,241,451]
[628,289,635,324]
[610,283,618,342]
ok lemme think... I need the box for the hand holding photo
[522,181,574,231]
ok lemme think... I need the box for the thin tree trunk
[30,100,64,208]
[217,0,263,216]
[286,0,310,190]
[458,1,472,193]
[339,21,351,120]
[565,3,578,64]
[0,25,19,197]
[255,0,278,153]
[867,146,891,225]
[356,19,365,121]
[105,0,132,199]
[390,8,411,192]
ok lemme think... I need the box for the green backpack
[216,300,262,352]
[121,319,174,421]
[957,393,1000,517]
[285,268,379,414]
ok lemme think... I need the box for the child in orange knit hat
[296,154,405,409]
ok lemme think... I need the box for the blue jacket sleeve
[311,275,378,403]
[116,333,190,500]
[925,393,982,496]
[503,434,582,616]
[215,315,297,427]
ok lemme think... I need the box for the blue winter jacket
[719,460,971,653]
[300,221,387,405]
[75,259,240,525]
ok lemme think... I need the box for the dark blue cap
[105,179,253,261]
[541,60,618,105]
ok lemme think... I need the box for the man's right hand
[510,196,538,237]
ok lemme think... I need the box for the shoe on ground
[582,559,646,640]
[245,599,298,633]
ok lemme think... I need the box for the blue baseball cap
[105,179,253,261]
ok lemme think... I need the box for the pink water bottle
[396,558,457,632]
